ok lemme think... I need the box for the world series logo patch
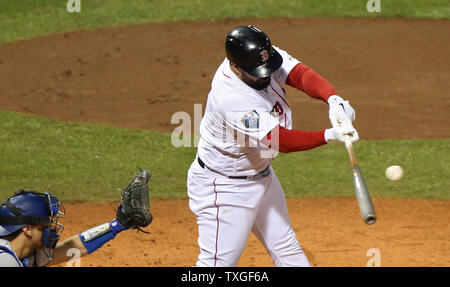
[242,110,260,129]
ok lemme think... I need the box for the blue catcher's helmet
[0,190,64,251]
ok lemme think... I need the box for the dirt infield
[58,198,449,267]
[0,18,449,267]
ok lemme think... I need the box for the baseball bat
[344,137,376,225]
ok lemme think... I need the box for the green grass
[0,0,449,44]
[0,110,196,201]
[0,110,448,202]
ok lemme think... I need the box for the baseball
[385,165,403,181]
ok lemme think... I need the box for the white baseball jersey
[197,46,300,177]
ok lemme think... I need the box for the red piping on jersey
[222,69,232,79]
[213,178,219,267]
[270,83,290,108]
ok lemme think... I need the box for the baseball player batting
[187,25,358,267]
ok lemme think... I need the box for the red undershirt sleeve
[266,126,327,153]
[285,63,336,102]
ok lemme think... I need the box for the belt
[197,157,271,180]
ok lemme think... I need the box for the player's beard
[242,74,271,90]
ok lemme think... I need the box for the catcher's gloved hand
[116,169,153,233]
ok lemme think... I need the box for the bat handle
[344,136,352,148]
[344,135,358,167]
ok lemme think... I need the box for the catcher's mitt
[116,169,153,233]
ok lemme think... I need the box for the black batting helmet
[225,25,283,78]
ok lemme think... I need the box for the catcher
[0,169,152,267]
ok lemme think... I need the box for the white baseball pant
[187,157,310,267]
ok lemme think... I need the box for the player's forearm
[266,126,327,153]
[48,235,88,266]
[286,63,336,102]
[48,219,127,266]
